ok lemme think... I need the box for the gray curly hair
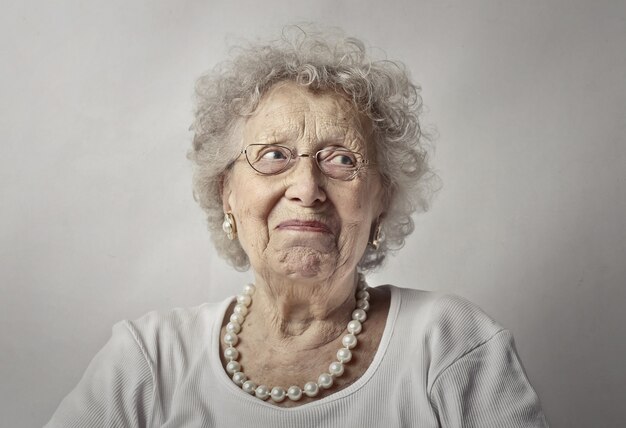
[189,26,436,271]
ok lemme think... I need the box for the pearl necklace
[222,276,371,403]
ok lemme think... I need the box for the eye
[330,153,356,166]
[262,150,287,160]
[318,149,358,168]
[255,145,290,161]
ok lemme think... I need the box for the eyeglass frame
[236,143,374,181]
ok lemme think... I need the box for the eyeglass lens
[244,144,363,180]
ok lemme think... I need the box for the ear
[220,173,233,213]
[373,212,386,228]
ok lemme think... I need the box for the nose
[283,154,327,206]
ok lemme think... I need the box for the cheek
[234,195,271,234]
[336,177,383,242]
[336,191,377,239]
[366,175,384,216]
[229,175,275,218]
[348,182,382,220]
[228,178,285,248]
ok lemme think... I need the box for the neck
[247,271,358,345]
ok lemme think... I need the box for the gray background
[2,1,625,427]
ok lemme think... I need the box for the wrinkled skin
[220,82,389,407]
[222,82,384,312]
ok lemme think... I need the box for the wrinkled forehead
[243,83,372,148]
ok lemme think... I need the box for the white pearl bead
[242,380,257,394]
[352,308,367,322]
[270,386,286,402]
[236,294,252,307]
[223,332,238,346]
[356,299,370,311]
[287,386,302,401]
[234,304,248,317]
[226,321,241,334]
[342,334,357,349]
[223,280,374,402]
[347,320,362,334]
[232,371,247,385]
[329,361,344,377]
[224,346,239,360]
[337,348,352,363]
[230,313,244,324]
[318,373,333,389]
[303,381,319,397]
[255,385,270,400]
[226,360,241,374]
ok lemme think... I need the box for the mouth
[276,220,333,234]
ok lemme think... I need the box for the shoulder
[122,299,231,365]
[389,285,503,338]
[383,286,547,425]
[45,299,232,428]
[386,285,506,378]
[126,299,227,335]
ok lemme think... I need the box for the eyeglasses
[240,144,371,181]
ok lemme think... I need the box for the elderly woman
[46,29,547,427]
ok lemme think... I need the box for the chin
[275,248,336,279]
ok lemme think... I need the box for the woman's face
[222,82,383,281]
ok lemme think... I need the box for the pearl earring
[222,213,237,240]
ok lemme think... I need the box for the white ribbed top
[45,285,548,427]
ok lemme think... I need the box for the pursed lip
[276,220,333,233]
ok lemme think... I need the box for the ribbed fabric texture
[45,286,548,427]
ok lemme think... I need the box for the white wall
[1,1,625,426]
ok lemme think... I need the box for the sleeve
[429,329,548,428]
[44,321,155,428]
